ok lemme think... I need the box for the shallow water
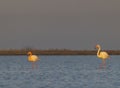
[0,55,120,88]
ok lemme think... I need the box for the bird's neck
[97,47,101,56]
[29,54,32,56]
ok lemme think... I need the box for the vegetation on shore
[0,49,120,55]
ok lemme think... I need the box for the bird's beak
[95,45,98,49]
[27,52,30,55]
[95,46,97,49]
[27,52,32,55]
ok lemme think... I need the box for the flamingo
[27,51,39,69]
[96,44,110,68]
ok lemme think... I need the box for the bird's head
[27,51,32,55]
[95,44,100,49]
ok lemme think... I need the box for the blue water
[0,55,120,88]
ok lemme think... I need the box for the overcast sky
[0,0,120,50]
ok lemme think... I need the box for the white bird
[96,44,110,68]
[27,51,39,69]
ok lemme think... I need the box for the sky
[0,0,120,50]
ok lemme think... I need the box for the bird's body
[27,51,39,69]
[97,51,109,60]
[28,55,39,62]
[96,44,109,68]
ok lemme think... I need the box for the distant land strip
[0,49,120,55]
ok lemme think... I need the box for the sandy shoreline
[0,49,119,55]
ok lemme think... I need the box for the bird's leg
[99,63,103,69]
[32,62,38,69]
[100,60,106,69]
[32,62,35,69]
[99,60,106,69]
[34,62,38,69]
[103,60,106,68]
[36,63,38,69]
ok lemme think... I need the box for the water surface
[0,55,120,88]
